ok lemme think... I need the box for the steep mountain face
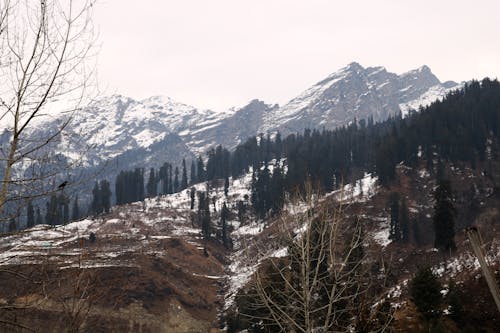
[179,99,277,153]
[261,62,460,135]
[52,95,224,168]
[22,63,460,177]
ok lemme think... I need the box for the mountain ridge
[15,63,462,179]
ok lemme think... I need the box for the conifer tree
[91,181,101,215]
[72,195,80,221]
[168,165,173,194]
[27,201,35,228]
[146,167,157,198]
[224,176,229,197]
[181,158,188,190]
[270,163,285,216]
[101,180,112,213]
[197,191,211,239]
[221,202,230,249]
[433,179,456,251]
[400,197,410,243]
[197,156,205,182]
[46,194,60,225]
[389,192,401,242]
[61,194,69,224]
[174,167,180,193]
[8,218,16,232]
[410,267,442,320]
[190,159,196,185]
[190,187,196,210]
[35,206,43,225]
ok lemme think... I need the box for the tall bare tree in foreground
[0,0,97,223]
[232,185,392,332]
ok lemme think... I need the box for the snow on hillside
[260,62,460,135]
[399,83,464,117]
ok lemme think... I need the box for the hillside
[1,77,499,333]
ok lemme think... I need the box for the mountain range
[27,62,461,175]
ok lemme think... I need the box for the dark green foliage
[115,168,145,205]
[91,180,112,215]
[146,167,157,198]
[46,194,62,225]
[201,79,500,205]
[181,158,188,190]
[62,196,69,224]
[173,167,179,193]
[270,163,285,215]
[197,156,205,182]
[72,195,80,221]
[8,218,16,232]
[251,163,271,219]
[190,159,196,185]
[221,202,230,249]
[389,192,401,242]
[27,201,35,228]
[91,181,101,215]
[35,206,42,225]
[410,267,442,320]
[101,180,112,213]
[190,187,195,210]
[197,191,211,239]
[158,162,173,194]
[446,280,464,324]
[433,179,456,251]
[400,197,410,243]
[236,200,246,223]
[206,145,231,181]
[224,176,229,197]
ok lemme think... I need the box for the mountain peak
[339,61,365,74]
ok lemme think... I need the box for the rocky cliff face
[17,63,460,180]
[260,62,460,135]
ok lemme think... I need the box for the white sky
[94,0,500,111]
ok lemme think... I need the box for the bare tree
[0,0,97,223]
[233,185,392,332]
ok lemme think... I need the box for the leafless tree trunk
[0,0,97,223]
[237,184,392,332]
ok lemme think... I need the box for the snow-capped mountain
[20,62,460,177]
[261,62,461,135]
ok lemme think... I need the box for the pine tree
[27,201,35,228]
[433,179,456,251]
[389,192,401,242]
[198,191,211,239]
[8,218,16,232]
[190,159,196,185]
[146,168,157,198]
[221,202,230,249]
[181,158,188,190]
[190,187,196,210]
[168,164,173,194]
[224,176,229,197]
[35,206,43,225]
[270,163,285,216]
[410,267,442,320]
[197,156,205,182]
[61,194,69,224]
[447,279,464,324]
[101,180,112,213]
[400,197,410,243]
[173,166,179,193]
[46,194,60,225]
[72,195,80,220]
[91,181,101,215]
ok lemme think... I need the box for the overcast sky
[94,0,500,111]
